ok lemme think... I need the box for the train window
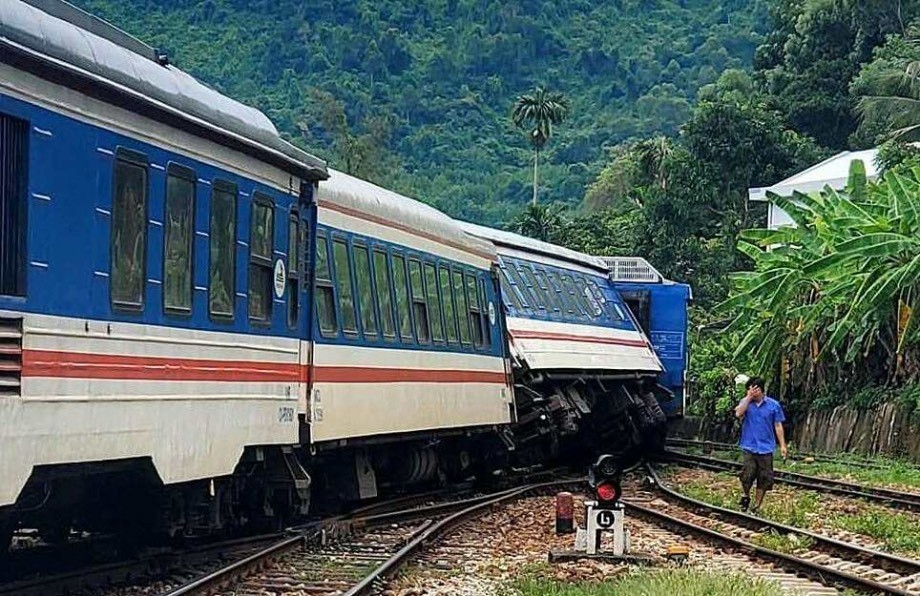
[373,249,397,341]
[163,164,195,314]
[424,263,444,343]
[354,244,378,340]
[287,214,300,329]
[560,274,588,320]
[452,270,472,345]
[533,268,563,314]
[576,276,603,318]
[589,279,623,321]
[505,263,533,309]
[478,278,492,348]
[315,233,337,336]
[209,180,237,319]
[466,273,484,348]
[392,254,413,342]
[332,238,358,336]
[517,265,546,311]
[408,259,430,344]
[0,114,28,297]
[111,148,148,310]
[248,195,274,322]
[499,268,524,311]
[544,270,573,316]
[440,266,459,344]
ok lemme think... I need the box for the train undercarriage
[0,375,667,555]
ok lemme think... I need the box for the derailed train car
[461,224,669,465]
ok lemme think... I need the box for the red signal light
[596,481,620,503]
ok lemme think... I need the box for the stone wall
[794,402,920,462]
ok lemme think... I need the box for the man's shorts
[740,451,774,490]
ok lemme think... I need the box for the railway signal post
[583,454,628,555]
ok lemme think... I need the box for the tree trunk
[532,149,539,206]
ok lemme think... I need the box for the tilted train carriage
[0,0,683,548]
[460,224,670,464]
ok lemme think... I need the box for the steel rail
[666,438,888,469]
[661,450,920,511]
[342,478,579,596]
[625,465,920,595]
[160,477,582,596]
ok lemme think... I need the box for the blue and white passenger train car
[461,224,667,461]
[311,171,512,448]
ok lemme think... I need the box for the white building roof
[748,149,880,202]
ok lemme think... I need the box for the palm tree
[857,60,920,140]
[512,87,569,205]
[514,203,566,242]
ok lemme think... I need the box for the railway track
[629,465,920,595]
[161,478,579,596]
[661,449,920,512]
[666,438,890,470]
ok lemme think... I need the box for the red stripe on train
[21,351,507,385]
[21,350,302,382]
[509,330,649,347]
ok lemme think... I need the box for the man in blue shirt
[734,376,787,513]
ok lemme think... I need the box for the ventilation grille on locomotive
[0,317,23,397]
[597,256,662,283]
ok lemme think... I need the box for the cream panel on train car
[506,316,661,373]
[0,312,302,508]
[309,345,511,442]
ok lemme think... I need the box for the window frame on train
[315,231,337,337]
[407,258,431,345]
[208,179,238,321]
[452,268,472,346]
[110,146,149,312]
[286,210,301,329]
[439,265,460,345]
[392,252,413,343]
[372,247,397,342]
[465,272,485,348]
[478,277,492,348]
[331,235,358,337]
[423,261,445,344]
[248,192,275,324]
[0,113,29,298]
[353,241,379,342]
[162,162,196,316]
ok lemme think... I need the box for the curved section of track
[630,465,920,595]
[661,449,920,512]
[161,478,579,596]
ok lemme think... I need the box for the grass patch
[678,473,821,527]
[750,530,815,554]
[832,508,920,555]
[510,568,786,596]
[784,458,920,491]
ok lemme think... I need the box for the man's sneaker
[739,495,751,511]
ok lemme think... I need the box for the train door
[292,182,315,439]
[619,289,651,335]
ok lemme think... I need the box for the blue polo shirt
[739,396,785,455]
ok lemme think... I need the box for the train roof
[1,0,327,180]
[318,170,497,262]
[460,222,610,273]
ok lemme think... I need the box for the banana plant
[721,161,920,395]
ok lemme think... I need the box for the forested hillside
[72,0,769,223]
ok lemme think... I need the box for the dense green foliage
[73,0,769,223]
